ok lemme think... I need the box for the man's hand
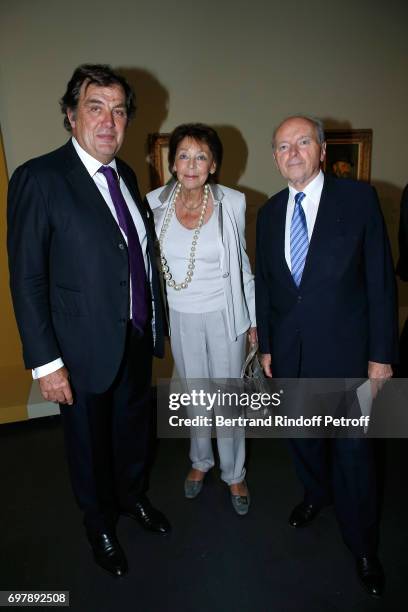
[260,353,272,378]
[368,361,393,399]
[248,327,258,346]
[38,366,73,405]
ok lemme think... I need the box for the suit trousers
[289,437,378,556]
[169,308,246,485]
[60,323,153,536]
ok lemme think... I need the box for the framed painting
[323,129,372,182]
[148,133,171,189]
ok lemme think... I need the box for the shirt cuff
[32,358,64,380]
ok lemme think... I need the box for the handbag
[241,341,262,377]
[241,342,270,397]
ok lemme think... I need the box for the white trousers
[169,308,246,485]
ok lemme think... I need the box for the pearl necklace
[159,182,209,290]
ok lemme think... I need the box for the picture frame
[323,129,372,182]
[148,133,171,189]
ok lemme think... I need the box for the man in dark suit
[255,116,397,597]
[7,64,169,577]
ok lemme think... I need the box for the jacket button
[120,281,127,287]
[119,318,126,324]
[222,272,229,278]
[297,295,302,302]
[118,243,125,250]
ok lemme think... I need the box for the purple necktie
[98,165,149,332]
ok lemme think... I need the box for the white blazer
[146,180,256,341]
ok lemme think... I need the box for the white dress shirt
[284,170,324,271]
[32,137,148,380]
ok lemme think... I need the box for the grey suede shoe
[184,478,204,499]
[230,485,250,516]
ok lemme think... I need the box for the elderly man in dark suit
[7,64,168,577]
[255,115,397,597]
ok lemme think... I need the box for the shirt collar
[71,137,117,177]
[288,169,324,203]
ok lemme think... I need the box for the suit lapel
[116,158,160,266]
[117,160,144,218]
[64,141,124,242]
[300,176,342,286]
[272,188,295,288]
[64,143,153,248]
[117,159,156,244]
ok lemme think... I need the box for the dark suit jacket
[397,184,408,281]
[255,175,398,377]
[7,140,164,393]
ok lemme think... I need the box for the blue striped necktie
[290,192,308,287]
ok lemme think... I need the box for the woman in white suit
[146,124,256,515]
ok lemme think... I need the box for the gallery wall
[1,0,408,416]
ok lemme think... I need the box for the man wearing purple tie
[7,64,168,577]
[255,116,397,598]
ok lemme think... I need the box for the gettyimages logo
[168,389,283,411]
[157,378,408,438]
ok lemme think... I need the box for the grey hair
[272,115,325,150]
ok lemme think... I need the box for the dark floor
[0,416,406,612]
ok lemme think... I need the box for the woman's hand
[248,327,257,346]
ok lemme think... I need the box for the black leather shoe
[289,501,321,528]
[88,532,128,577]
[356,555,384,598]
[121,497,171,534]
